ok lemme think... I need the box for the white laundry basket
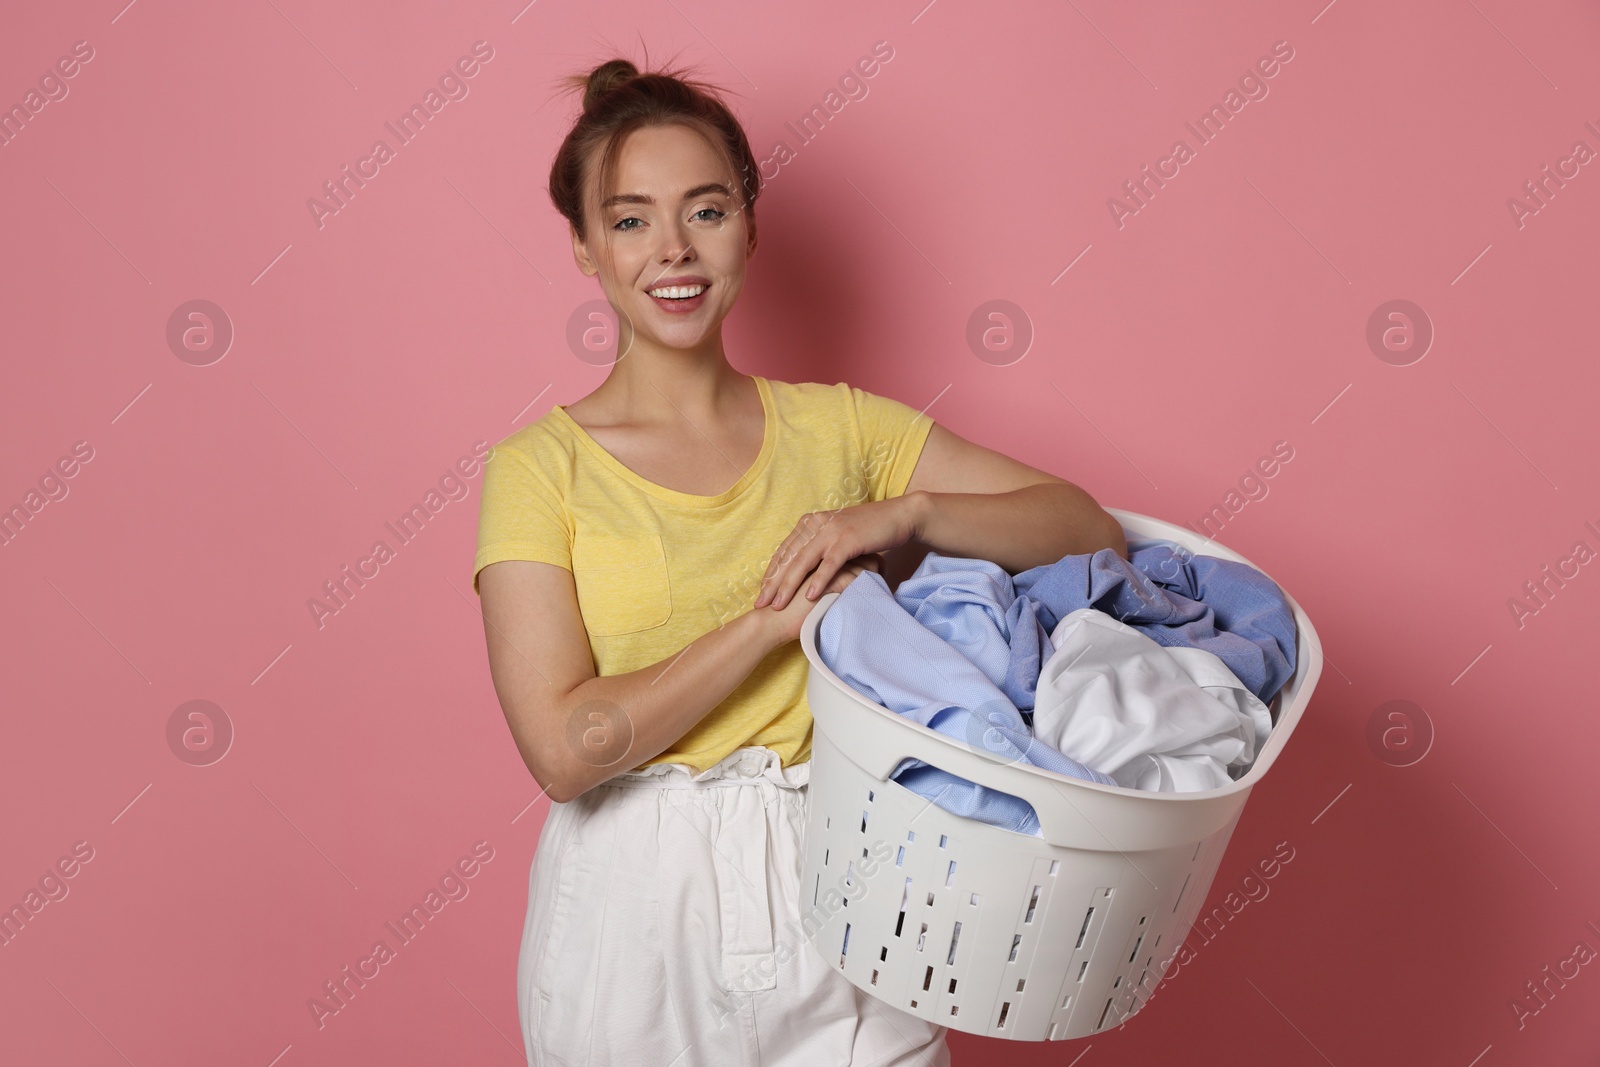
[795,508,1322,1041]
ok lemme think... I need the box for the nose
[654,221,696,277]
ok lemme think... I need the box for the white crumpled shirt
[1031,608,1274,792]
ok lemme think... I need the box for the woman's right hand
[757,553,883,646]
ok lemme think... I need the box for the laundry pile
[814,539,1298,836]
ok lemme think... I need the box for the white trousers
[517,745,952,1067]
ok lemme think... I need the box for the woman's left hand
[754,494,922,609]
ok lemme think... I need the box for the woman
[473,55,1127,1067]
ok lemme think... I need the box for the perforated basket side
[798,711,1252,1040]
[793,510,1323,1040]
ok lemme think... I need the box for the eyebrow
[600,182,734,210]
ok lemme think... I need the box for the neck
[592,339,746,425]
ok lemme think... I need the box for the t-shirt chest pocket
[569,533,674,637]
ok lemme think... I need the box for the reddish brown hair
[548,54,762,245]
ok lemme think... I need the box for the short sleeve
[473,443,572,595]
[848,385,935,502]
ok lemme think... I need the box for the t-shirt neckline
[549,375,778,508]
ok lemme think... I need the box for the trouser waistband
[608,745,810,790]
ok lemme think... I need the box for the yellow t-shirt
[473,375,934,775]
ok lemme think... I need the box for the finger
[792,536,881,606]
[755,536,804,609]
[794,550,848,605]
[824,563,866,596]
[753,542,790,608]
[768,529,837,610]
[755,514,829,607]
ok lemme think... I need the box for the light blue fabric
[895,544,1296,709]
[813,569,1118,837]
[816,540,1298,834]
[1010,542,1297,706]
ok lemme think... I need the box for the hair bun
[583,59,640,111]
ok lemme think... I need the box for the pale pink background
[2,0,1597,1063]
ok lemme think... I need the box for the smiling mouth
[646,283,709,300]
[646,283,710,313]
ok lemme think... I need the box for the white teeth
[647,284,706,299]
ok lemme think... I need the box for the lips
[647,282,710,314]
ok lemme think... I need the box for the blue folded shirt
[815,541,1297,835]
[814,567,1117,836]
[898,542,1297,709]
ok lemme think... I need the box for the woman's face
[572,123,755,357]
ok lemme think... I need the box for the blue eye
[612,206,726,232]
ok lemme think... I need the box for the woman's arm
[478,556,839,803]
[904,481,1127,574]
[756,422,1126,610]
[899,421,1126,570]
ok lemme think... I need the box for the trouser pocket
[527,989,550,1067]
[711,785,778,992]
